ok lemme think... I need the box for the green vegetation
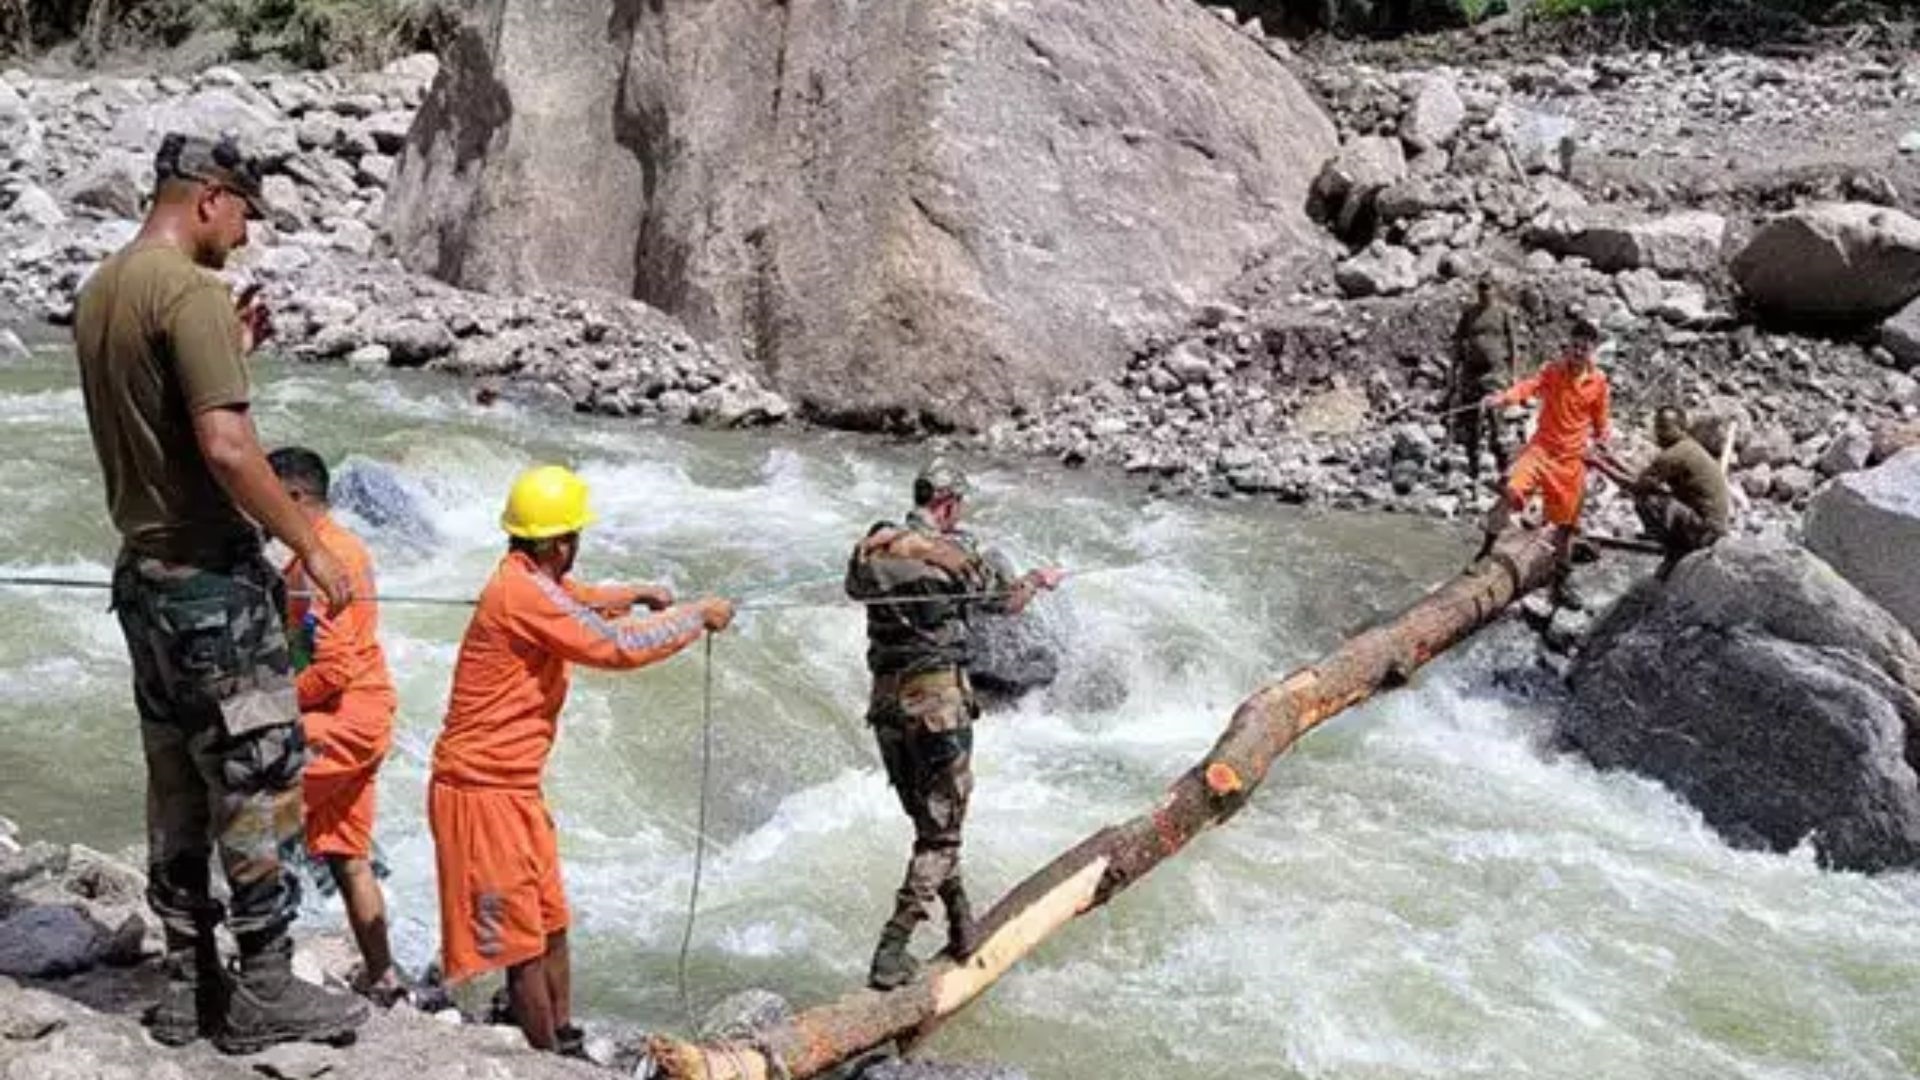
[0,0,451,68]
[207,0,448,69]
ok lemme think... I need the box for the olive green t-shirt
[1646,436,1731,536]
[72,245,257,564]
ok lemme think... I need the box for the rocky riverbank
[966,14,1920,537]
[3,13,1918,536]
[0,817,1020,1079]
[0,54,792,428]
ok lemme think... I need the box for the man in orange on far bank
[429,465,734,1056]
[270,447,404,1004]
[1475,316,1613,610]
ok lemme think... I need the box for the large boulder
[1730,202,1920,322]
[1805,449,1920,638]
[386,0,1336,430]
[1527,208,1726,277]
[1559,541,1920,872]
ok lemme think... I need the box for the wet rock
[1805,449,1920,636]
[1731,202,1920,322]
[970,608,1065,706]
[347,343,392,368]
[0,905,109,977]
[1559,540,1920,872]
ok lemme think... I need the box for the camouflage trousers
[111,549,306,952]
[1635,492,1724,580]
[870,669,977,931]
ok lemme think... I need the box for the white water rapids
[1,351,1916,1078]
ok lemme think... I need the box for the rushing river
[1,347,1916,1079]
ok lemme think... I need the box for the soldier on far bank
[846,460,1065,991]
[1589,406,1731,579]
[1451,277,1523,484]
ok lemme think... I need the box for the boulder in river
[1805,449,1920,638]
[1731,202,1920,322]
[385,0,1336,430]
[1558,540,1920,872]
[331,459,437,549]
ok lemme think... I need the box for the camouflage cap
[914,458,971,500]
[154,132,271,220]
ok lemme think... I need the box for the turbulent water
[2,348,1916,1079]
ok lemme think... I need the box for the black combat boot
[866,920,920,992]
[144,946,208,1046]
[940,883,978,961]
[214,937,369,1055]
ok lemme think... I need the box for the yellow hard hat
[501,465,596,540]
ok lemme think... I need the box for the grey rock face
[1732,202,1920,322]
[1880,295,1920,371]
[1805,449,1920,638]
[1559,540,1920,872]
[385,0,1336,429]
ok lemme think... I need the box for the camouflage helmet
[913,458,971,504]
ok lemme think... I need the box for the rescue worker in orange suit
[270,448,405,1005]
[1476,317,1613,610]
[428,465,733,1056]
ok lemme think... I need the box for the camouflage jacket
[845,508,1021,677]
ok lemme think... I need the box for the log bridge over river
[648,531,1561,1080]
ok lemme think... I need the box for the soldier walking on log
[846,460,1064,990]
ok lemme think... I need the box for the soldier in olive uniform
[1451,277,1523,483]
[846,460,1064,990]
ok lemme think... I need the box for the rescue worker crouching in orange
[271,448,405,1005]
[428,465,733,1057]
[1476,317,1613,610]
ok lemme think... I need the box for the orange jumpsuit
[1495,356,1612,527]
[428,552,706,982]
[284,514,397,860]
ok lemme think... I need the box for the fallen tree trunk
[648,529,1562,1080]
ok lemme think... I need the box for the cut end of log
[644,1035,769,1080]
[1204,761,1243,795]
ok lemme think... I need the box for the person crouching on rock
[427,465,733,1055]
[269,447,406,1005]
[1475,316,1613,611]
[846,459,1064,991]
[1588,406,1731,579]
